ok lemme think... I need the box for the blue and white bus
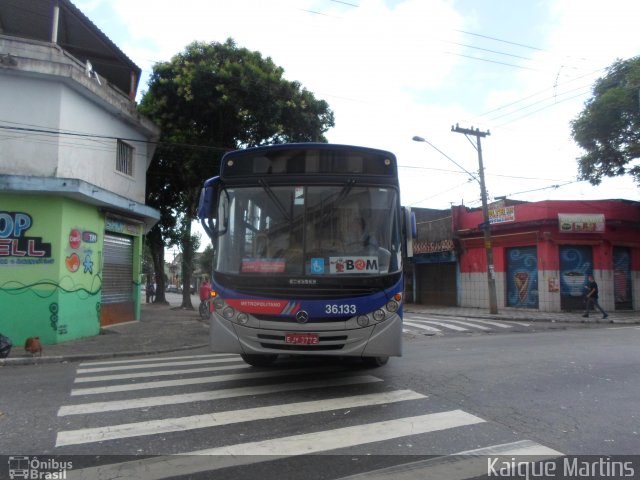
[197,143,405,367]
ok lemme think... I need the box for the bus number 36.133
[325,304,357,315]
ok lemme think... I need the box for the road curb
[0,343,209,367]
[403,309,638,324]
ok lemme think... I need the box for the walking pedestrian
[582,274,608,319]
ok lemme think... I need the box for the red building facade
[452,200,640,312]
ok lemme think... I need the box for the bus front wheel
[241,354,278,367]
[362,356,389,368]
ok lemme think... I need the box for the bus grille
[257,334,347,351]
[254,315,346,323]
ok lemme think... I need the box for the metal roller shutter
[102,233,133,304]
[506,246,539,308]
[417,263,457,306]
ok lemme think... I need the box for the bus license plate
[285,333,319,345]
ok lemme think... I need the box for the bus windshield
[214,184,401,277]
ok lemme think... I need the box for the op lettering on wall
[0,212,53,265]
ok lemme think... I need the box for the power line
[408,180,472,206]
[444,41,536,62]
[455,29,547,52]
[495,91,589,128]
[504,180,580,197]
[472,67,607,121]
[327,0,359,6]
[444,51,539,71]
[487,84,591,123]
[0,124,231,153]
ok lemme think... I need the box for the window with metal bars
[116,139,134,176]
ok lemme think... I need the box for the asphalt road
[1,319,639,480]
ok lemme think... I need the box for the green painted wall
[0,195,103,346]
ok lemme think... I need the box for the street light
[411,136,479,183]
[412,133,498,315]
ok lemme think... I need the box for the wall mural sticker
[506,247,539,308]
[49,302,59,331]
[67,228,97,276]
[559,246,593,311]
[69,229,81,249]
[559,246,592,296]
[66,253,80,272]
[613,247,632,309]
[0,211,104,344]
[83,254,93,274]
[2,220,101,302]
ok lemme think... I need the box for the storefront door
[613,247,632,310]
[506,246,539,308]
[559,245,592,311]
[100,233,134,326]
[417,262,457,306]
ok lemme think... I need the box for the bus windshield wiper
[259,179,292,223]
[336,178,356,203]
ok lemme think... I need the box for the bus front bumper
[209,313,402,358]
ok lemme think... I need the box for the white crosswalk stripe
[78,353,235,367]
[56,389,425,446]
[66,411,486,479]
[407,318,469,331]
[76,356,243,374]
[58,374,382,416]
[74,363,250,383]
[403,314,529,333]
[403,320,442,333]
[57,353,561,480]
[71,365,347,395]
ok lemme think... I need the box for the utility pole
[451,124,498,314]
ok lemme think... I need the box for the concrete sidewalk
[2,299,638,366]
[1,300,209,366]
[405,304,640,324]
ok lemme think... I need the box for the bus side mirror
[402,207,417,258]
[198,177,220,239]
[411,211,417,239]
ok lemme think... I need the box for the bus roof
[220,143,397,178]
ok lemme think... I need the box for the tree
[570,56,640,186]
[143,143,183,304]
[198,244,215,279]
[139,38,334,309]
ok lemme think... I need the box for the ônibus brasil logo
[8,456,72,479]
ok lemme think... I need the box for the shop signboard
[558,213,605,233]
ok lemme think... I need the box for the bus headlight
[213,297,225,310]
[386,300,399,313]
[357,315,370,327]
[236,313,249,324]
[222,307,235,319]
[373,309,386,322]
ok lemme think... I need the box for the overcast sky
[77,0,639,216]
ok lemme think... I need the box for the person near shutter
[582,274,608,319]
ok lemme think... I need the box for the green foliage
[571,56,640,185]
[139,38,334,149]
[198,245,214,277]
[138,38,334,306]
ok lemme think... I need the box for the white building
[0,0,161,345]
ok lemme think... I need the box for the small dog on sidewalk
[24,336,43,356]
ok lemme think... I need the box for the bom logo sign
[329,256,379,274]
